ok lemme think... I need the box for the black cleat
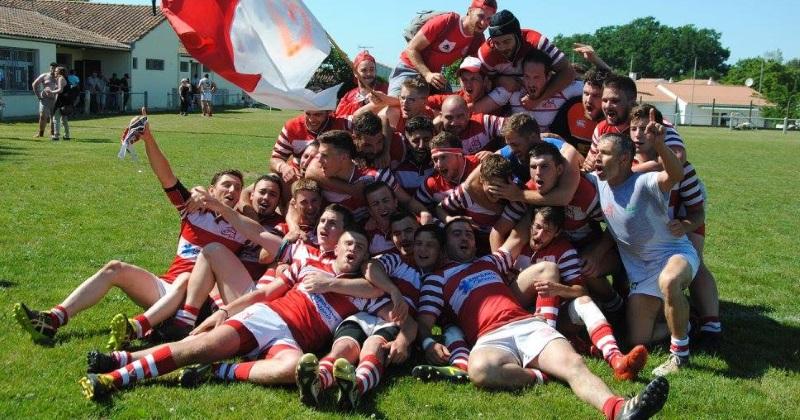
[179,364,214,388]
[86,350,118,374]
[13,302,56,344]
[616,376,670,420]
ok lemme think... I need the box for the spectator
[120,74,130,112]
[108,73,120,112]
[31,62,57,138]
[178,78,191,116]
[50,66,72,141]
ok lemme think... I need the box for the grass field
[1,108,799,419]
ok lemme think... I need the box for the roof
[0,0,165,48]
[634,79,769,107]
[0,5,128,50]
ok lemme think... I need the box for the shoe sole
[12,303,53,344]
[86,351,115,374]
[78,376,98,400]
[637,376,670,419]
[333,360,358,411]
[295,356,319,407]
[411,365,469,383]
[107,314,131,351]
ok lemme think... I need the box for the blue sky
[112,0,798,68]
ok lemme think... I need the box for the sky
[108,0,798,69]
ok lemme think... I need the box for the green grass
[1,110,799,418]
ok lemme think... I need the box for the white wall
[0,38,55,118]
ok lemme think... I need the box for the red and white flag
[162,0,340,110]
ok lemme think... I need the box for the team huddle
[13,1,724,419]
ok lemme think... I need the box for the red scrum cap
[470,0,497,13]
[353,50,376,69]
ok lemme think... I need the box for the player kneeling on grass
[588,112,699,376]
[629,105,721,350]
[416,217,669,420]
[14,114,249,346]
[78,227,387,400]
[296,213,441,410]
[506,206,648,381]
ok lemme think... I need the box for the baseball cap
[457,57,483,75]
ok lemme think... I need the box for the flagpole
[325,32,375,95]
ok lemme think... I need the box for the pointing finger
[649,108,656,123]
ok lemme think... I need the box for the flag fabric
[118,116,148,160]
[162,0,340,111]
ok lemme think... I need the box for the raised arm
[405,32,446,91]
[140,116,179,188]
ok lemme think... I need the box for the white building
[635,78,771,127]
[0,0,242,119]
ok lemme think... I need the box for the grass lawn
[1,108,799,419]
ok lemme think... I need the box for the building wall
[0,37,56,118]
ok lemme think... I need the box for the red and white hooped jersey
[271,114,350,165]
[487,80,583,133]
[478,29,565,77]
[264,258,385,353]
[161,181,248,283]
[335,82,389,118]
[589,121,684,156]
[441,185,526,233]
[321,166,399,222]
[669,160,705,219]
[418,249,533,345]
[238,213,287,280]
[416,155,481,206]
[513,236,584,286]
[457,113,505,155]
[367,225,396,256]
[525,176,604,246]
[394,156,435,197]
[375,252,423,313]
[399,12,484,73]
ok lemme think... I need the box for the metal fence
[653,110,798,134]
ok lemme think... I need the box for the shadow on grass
[706,300,800,379]
[0,279,17,288]
[71,137,115,144]
[56,328,112,344]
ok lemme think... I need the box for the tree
[721,57,800,119]
[553,17,730,80]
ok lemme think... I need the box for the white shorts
[39,100,54,118]
[153,276,175,298]
[227,303,299,358]
[627,251,700,299]
[201,91,213,102]
[473,317,564,368]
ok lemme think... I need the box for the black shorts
[333,320,400,345]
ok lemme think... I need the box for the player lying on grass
[415,217,669,419]
[104,174,287,349]
[505,206,648,381]
[14,114,251,345]
[79,227,391,400]
[295,213,440,410]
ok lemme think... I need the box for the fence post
[711,98,716,126]
[144,91,148,109]
[748,100,753,125]
[784,117,789,134]
[83,90,90,115]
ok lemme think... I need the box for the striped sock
[130,315,151,339]
[355,354,384,395]
[670,336,690,358]
[49,305,69,328]
[700,316,722,333]
[318,356,336,390]
[109,346,177,388]
[447,340,470,371]
[602,396,625,420]
[534,294,560,328]
[111,351,133,368]
[525,368,548,385]
[213,362,253,382]
[590,323,622,365]
[175,305,199,328]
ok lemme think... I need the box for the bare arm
[534,58,577,103]
[140,120,179,188]
[489,217,516,253]
[502,211,532,260]
[405,32,447,91]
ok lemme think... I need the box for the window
[0,47,37,92]
[145,59,164,71]
[180,61,189,72]
[132,57,137,69]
